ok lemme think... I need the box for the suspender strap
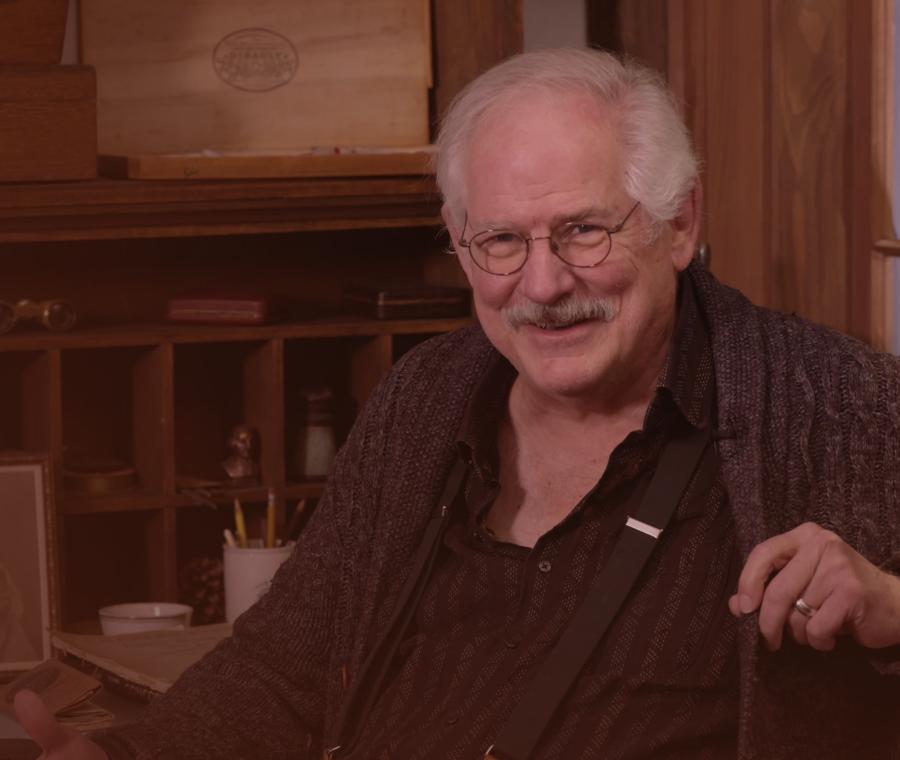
[326,457,468,759]
[485,425,712,760]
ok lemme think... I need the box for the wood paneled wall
[666,0,893,340]
[432,0,524,126]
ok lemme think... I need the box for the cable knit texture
[94,263,900,759]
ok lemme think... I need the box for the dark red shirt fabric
[350,279,741,759]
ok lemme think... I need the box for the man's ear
[441,203,461,250]
[669,180,703,272]
[442,204,474,282]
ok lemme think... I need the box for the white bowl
[98,602,193,635]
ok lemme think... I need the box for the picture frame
[0,453,57,672]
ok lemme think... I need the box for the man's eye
[478,232,523,256]
[485,232,520,244]
[559,223,606,246]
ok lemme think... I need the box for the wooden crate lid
[0,65,96,102]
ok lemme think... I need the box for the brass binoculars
[0,299,77,333]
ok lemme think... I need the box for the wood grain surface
[0,0,69,64]
[0,65,97,182]
[432,0,523,123]
[80,0,431,154]
[97,148,435,181]
[668,0,892,341]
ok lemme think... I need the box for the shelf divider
[147,506,178,602]
[0,316,470,351]
[133,345,168,496]
[244,338,287,536]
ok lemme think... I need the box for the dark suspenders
[326,420,713,760]
[485,424,712,760]
[326,458,467,759]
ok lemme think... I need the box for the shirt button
[446,713,460,725]
[538,560,552,573]
[504,637,520,649]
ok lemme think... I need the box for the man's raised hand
[729,522,900,652]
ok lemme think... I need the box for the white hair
[434,48,699,231]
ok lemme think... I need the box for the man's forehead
[469,87,618,147]
[472,205,620,230]
[453,90,627,239]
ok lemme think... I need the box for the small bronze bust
[222,424,260,482]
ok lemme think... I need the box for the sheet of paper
[50,624,232,694]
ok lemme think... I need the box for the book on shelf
[50,624,232,702]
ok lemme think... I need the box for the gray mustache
[503,297,617,329]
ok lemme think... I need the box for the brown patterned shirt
[342,277,739,759]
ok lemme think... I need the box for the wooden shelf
[0,316,470,351]
[0,175,442,243]
[874,239,900,256]
[167,481,326,509]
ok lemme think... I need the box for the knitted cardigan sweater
[97,264,900,759]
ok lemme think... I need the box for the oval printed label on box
[212,28,298,92]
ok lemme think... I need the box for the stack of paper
[50,624,232,699]
[0,659,113,732]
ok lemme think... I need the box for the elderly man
[15,48,900,759]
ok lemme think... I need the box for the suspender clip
[624,516,662,539]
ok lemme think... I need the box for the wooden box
[166,296,270,326]
[344,285,471,320]
[80,0,432,156]
[0,65,97,182]
[0,0,69,64]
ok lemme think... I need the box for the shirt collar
[456,351,516,480]
[653,273,715,430]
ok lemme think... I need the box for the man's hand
[729,522,900,651]
[12,689,108,760]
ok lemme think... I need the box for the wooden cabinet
[0,176,473,626]
[0,0,523,629]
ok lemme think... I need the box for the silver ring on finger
[794,597,817,618]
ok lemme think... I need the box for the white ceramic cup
[223,544,293,622]
[98,602,193,635]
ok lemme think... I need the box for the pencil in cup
[233,497,248,548]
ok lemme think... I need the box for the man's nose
[517,237,577,304]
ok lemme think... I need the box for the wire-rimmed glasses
[457,201,640,276]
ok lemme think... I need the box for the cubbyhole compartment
[0,350,56,451]
[283,336,384,484]
[61,346,166,502]
[174,341,280,487]
[62,510,160,627]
